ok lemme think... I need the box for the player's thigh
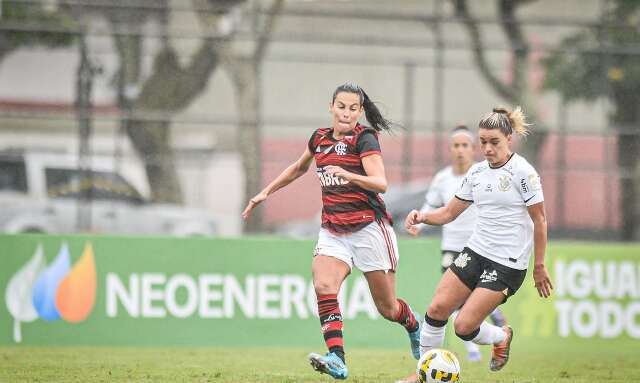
[363,269,397,315]
[312,229,352,294]
[312,256,350,294]
[427,269,472,320]
[455,288,505,333]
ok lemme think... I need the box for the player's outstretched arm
[528,201,553,298]
[242,148,314,220]
[405,197,470,232]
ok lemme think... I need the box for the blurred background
[1,0,638,241]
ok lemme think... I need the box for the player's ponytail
[332,82,393,133]
[479,106,531,137]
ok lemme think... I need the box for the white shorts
[313,218,399,273]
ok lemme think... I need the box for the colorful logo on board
[5,242,96,343]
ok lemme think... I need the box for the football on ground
[417,348,461,383]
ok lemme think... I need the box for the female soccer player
[243,83,421,380]
[410,125,507,363]
[405,107,552,372]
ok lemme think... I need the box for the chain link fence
[0,0,637,239]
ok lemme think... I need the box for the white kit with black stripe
[455,153,544,270]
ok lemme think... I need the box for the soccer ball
[416,348,461,383]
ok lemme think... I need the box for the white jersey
[455,153,544,270]
[420,166,477,252]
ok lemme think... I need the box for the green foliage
[543,0,640,115]
[1,2,75,54]
[543,31,606,101]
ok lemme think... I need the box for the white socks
[419,318,446,355]
[471,321,506,345]
[464,339,480,353]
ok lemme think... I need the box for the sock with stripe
[394,298,419,332]
[420,314,447,355]
[457,321,506,345]
[317,293,345,363]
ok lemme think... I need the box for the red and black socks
[317,293,345,363]
[395,298,419,333]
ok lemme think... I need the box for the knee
[453,316,478,338]
[427,301,452,322]
[313,280,338,296]
[376,301,398,321]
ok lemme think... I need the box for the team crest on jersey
[335,142,348,155]
[498,175,511,192]
[454,253,471,269]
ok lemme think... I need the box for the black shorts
[448,247,527,303]
[440,250,458,273]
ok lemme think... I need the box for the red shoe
[490,325,513,371]
[394,372,418,383]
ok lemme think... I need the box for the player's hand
[324,165,351,181]
[406,225,419,237]
[242,192,268,220]
[407,223,423,237]
[405,210,422,233]
[533,263,553,298]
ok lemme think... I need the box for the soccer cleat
[468,350,482,362]
[394,372,418,383]
[490,325,513,371]
[308,352,348,380]
[408,311,422,360]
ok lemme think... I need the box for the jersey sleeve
[517,163,544,206]
[455,168,474,202]
[356,131,382,158]
[307,129,319,153]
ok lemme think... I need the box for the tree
[0,1,75,62]
[451,0,547,164]
[543,0,640,240]
[225,0,284,233]
[66,0,246,203]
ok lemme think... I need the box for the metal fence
[0,0,637,240]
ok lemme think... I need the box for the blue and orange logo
[5,242,96,343]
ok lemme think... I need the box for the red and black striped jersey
[307,124,392,234]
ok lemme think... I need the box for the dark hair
[332,82,393,132]
[478,106,530,137]
[452,124,469,133]
[450,124,474,140]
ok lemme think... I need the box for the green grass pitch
[1,339,639,382]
